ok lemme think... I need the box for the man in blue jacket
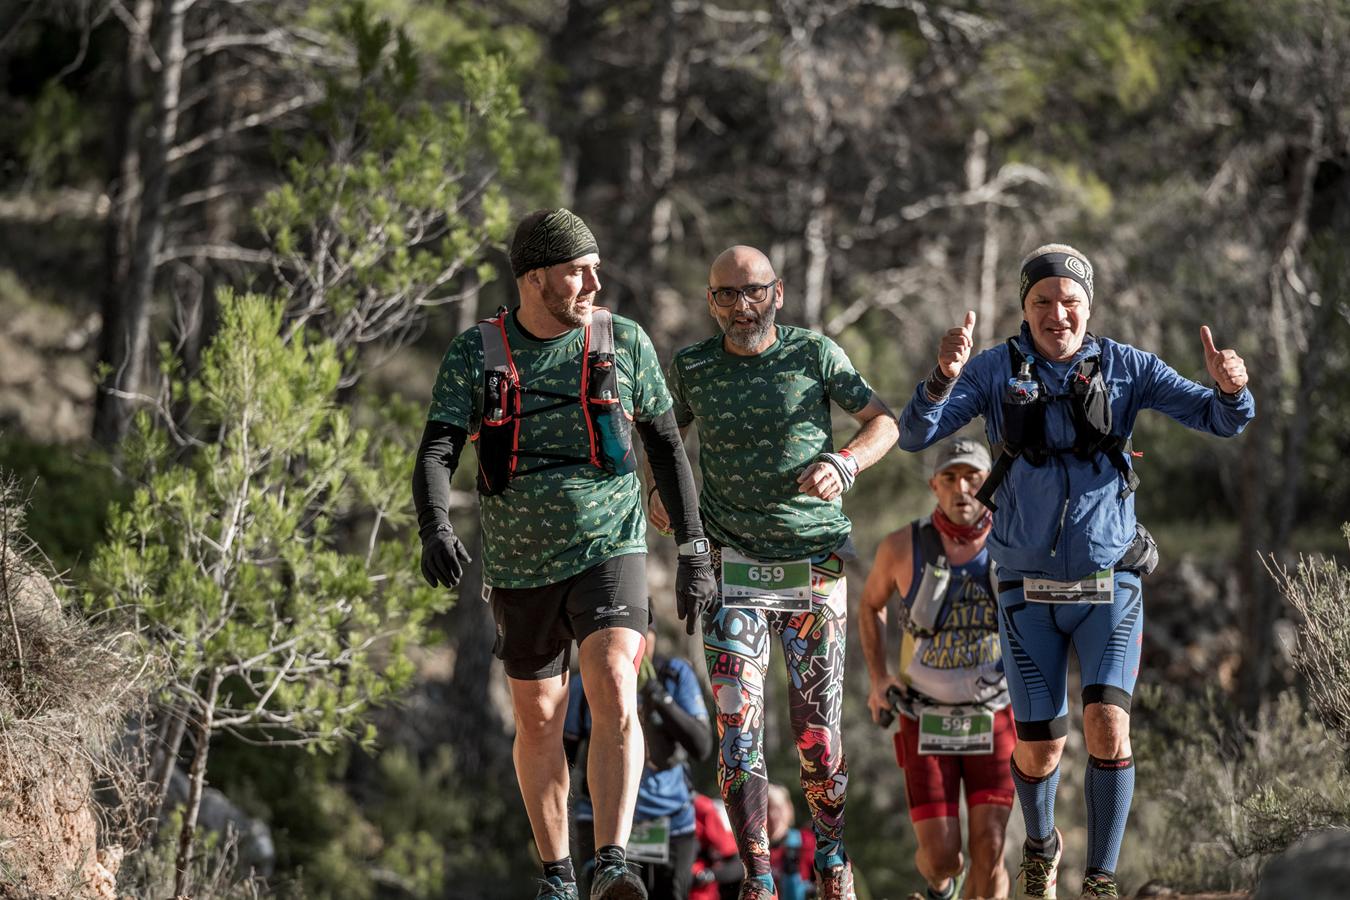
[898,243,1253,900]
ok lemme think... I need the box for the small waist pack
[1116,523,1159,576]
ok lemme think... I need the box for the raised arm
[899,310,993,452]
[1139,326,1255,436]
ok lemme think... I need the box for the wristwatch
[678,538,710,556]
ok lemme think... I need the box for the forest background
[1,0,1348,897]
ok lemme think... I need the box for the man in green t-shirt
[649,245,898,900]
[413,209,717,900]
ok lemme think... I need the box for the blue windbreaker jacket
[899,324,1255,582]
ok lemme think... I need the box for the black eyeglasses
[708,280,778,308]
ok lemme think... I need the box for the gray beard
[722,310,776,351]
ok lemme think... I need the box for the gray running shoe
[589,860,646,900]
[535,876,579,900]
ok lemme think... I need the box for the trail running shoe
[1078,872,1121,899]
[905,866,967,900]
[588,860,646,900]
[1014,827,1062,899]
[817,861,858,900]
[535,876,579,900]
[737,879,779,900]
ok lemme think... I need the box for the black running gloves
[635,409,716,635]
[675,552,718,636]
[413,420,472,589]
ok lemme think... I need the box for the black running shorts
[486,553,648,680]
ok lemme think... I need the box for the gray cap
[931,437,991,477]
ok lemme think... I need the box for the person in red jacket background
[692,792,744,900]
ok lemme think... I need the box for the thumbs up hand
[1200,325,1248,394]
[937,310,977,379]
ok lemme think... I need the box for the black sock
[595,844,626,866]
[927,877,956,900]
[543,858,575,883]
[1025,828,1060,858]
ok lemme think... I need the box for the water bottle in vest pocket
[586,353,636,476]
[475,366,519,495]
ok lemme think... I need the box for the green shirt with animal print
[668,325,876,562]
[428,309,671,589]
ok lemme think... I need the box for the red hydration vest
[472,307,636,496]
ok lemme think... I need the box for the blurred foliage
[0,437,128,578]
[2,0,1349,893]
[1130,527,1350,890]
[85,292,450,890]
[1132,687,1350,891]
[18,80,84,187]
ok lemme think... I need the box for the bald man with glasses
[649,246,898,900]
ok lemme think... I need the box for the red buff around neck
[932,506,992,545]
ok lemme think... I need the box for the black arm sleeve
[651,699,715,761]
[412,420,467,538]
[633,408,703,544]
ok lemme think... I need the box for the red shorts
[894,705,1016,822]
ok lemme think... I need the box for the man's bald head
[709,245,776,287]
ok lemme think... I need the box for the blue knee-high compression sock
[1085,755,1135,875]
[1011,758,1060,854]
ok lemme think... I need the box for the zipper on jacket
[1049,455,1070,563]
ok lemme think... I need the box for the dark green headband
[509,208,599,277]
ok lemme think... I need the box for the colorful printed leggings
[702,553,849,878]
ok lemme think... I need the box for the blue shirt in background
[565,656,708,836]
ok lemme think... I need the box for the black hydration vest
[472,307,636,496]
[974,336,1139,512]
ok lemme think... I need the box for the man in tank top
[858,437,1013,900]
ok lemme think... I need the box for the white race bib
[917,704,996,756]
[720,549,812,612]
[1023,568,1114,604]
[627,816,670,864]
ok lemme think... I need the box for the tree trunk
[145,697,190,842]
[96,0,154,445]
[967,129,1000,346]
[1235,409,1276,715]
[645,5,687,344]
[174,671,220,899]
[180,5,233,383]
[801,173,830,330]
[1235,117,1326,717]
[445,529,511,776]
[94,0,189,447]
[547,0,603,209]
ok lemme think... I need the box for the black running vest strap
[472,307,636,496]
[974,337,1139,512]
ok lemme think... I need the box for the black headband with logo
[1019,251,1094,304]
